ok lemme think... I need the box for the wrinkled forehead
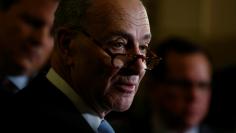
[112,0,149,25]
[85,0,150,32]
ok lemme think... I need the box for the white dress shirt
[8,75,29,90]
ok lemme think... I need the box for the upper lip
[116,76,139,85]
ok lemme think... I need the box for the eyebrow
[21,12,46,28]
[105,30,151,43]
[106,31,132,39]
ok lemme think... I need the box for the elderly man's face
[68,0,151,115]
[0,0,58,76]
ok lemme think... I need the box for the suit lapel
[17,74,95,133]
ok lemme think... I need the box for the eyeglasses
[78,29,161,70]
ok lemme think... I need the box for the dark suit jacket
[8,74,95,132]
[199,124,216,133]
[0,77,18,102]
[109,105,217,133]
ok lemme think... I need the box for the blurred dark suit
[0,77,19,111]
[11,74,95,132]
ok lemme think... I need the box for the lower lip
[115,84,135,94]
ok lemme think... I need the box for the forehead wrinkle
[86,1,149,36]
[118,7,149,27]
[102,1,149,27]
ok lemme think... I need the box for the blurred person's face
[65,0,150,117]
[152,51,211,130]
[0,0,58,76]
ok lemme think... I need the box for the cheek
[42,38,54,56]
[199,91,211,109]
[102,69,121,93]
[73,52,116,94]
[36,41,54,65]
[139,70,146,82]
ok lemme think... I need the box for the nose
[131,57,146,72]
[186,86,199,103]
[125,47,147,74]
[31,28,51,46]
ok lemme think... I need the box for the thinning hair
[53,0,92,32]
[53,0,145,34]
[150,36,212,81]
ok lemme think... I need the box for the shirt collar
[46,68,102,132]
[8,75,29,90]
[185,127,199,133]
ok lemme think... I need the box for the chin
[113,97,134,112]
[184,117,202,128]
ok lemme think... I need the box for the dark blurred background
[143,0,236,69]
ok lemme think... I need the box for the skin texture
[151,51,212,131]
[53,0,151,118]
[0,0,59,76]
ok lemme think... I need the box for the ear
[56,27,76,66]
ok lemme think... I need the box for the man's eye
[108,38,127,53]
[108,42,125,53]
[139,45,148,55]
[112,42,125,49]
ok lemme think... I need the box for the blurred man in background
[0,0,59,99]
[147,37,214,133]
